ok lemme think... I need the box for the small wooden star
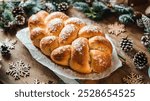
[33,79,45,84]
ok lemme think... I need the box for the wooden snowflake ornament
[31,79,54,84]
[6,60,30,80]
[123,72,144,84]
[3,38,17,50]
[33,79,45,84]
[108,22,126,36]
[0,38,17,54]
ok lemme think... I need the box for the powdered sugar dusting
[47,36,56,43]
[60,24,76,40]
[33,27,43,32]
[47,18,63,32]
[94,55,107,67]
[31,15,38,21]
[84,25,101,33]
[51,12,68,20]
[53,45,70,55]
[72,38,86,54]
[66,17,86,26]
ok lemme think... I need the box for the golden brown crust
[90,50,111,73]
[46,18,64,36]
[40,36,59,56]
[51,45,71,66]
[29,11,113,74]
[89,36,112,54]
[45,12,69,24]
[28,15,45,31]
[70,37,92,73]
[30,27,47,48]
[36,10,49,19]
[65,17,86,29]
[59,24,79,46]
[78,25,105,38]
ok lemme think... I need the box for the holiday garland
[0,0,70,32]
[72,0,150,53]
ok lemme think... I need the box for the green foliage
[45,0,71,3]
[148,66,150,78]
[90,1,110,20]
[119,14,134,24]
[2,9,14,21]
[113,5,133,15]
[0,1,14,13]
[73,2,90,13]
[92,1,108,12]
[20,0,45,16]
[0,21,4,29]
[2,1,15,10]
[73,1,110,21]
[145,28,150,33]
[148,46,150,53]
[85,9,103,20]
[69,0,85,3]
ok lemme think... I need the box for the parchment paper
[16,28,122,80]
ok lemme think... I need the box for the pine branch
[113,5,133,15]
[21,0,45,16]
[92,1,108,12]
[73,2,90,13]
[2,9,14,21]
[70,0,85,3]
[0,21,4,29]
[119,14,134,24]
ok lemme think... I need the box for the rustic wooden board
[0,5,150,84]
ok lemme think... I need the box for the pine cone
[15,15,26,25]
[0,44,10,56]
[120,37,133,52]
[57,2,69,12]
[133,51,148,69]
[12,6,25,17]
[141,35,150,46]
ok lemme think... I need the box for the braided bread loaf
[28,11,112,74]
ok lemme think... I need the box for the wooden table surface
[0,5,150,84]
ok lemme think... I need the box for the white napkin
[16,28,122,80]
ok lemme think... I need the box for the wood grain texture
[0,5,150,84]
